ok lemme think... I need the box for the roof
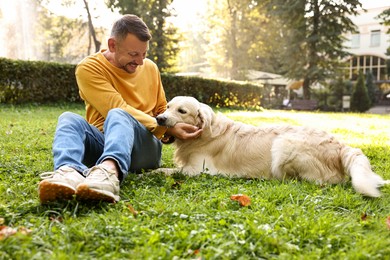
[247,70,293,86]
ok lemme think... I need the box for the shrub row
[0,58,80,104]
[0,58,263,109]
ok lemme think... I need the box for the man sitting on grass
[38,14,202,204]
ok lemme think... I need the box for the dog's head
[156,96,214,129]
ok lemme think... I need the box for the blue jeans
[52,108,162,181]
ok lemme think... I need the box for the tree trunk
[304,0,320,100]
[83,0,101,53]
[303,77,311,100]
[227,0,239,80]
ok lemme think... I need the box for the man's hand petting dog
[165,123,202,141]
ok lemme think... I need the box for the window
[346,55,387,81]
[351,34,360,48]
[370,30,381,47]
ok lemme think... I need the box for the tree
[350,71,370,112]
[365,70,377,107]
[177,23,209,74]
[377,8,390,34]
[328,76,346,111]
[205,0,270,80]
[377,8,390,77]
[82,0,101,53]
[106,0,180,73]
[265,0,362,99]
[36,6,86,63]
[35,0,107,63]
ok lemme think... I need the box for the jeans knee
[59,111,81,122]
[58,112,86,129]
[107,108,137,123]
[107,108,127,118]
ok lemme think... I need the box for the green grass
[1,104,390,259]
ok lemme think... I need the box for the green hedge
[0,58,263,109]
[162,74,263,109]
[0,58,80,103]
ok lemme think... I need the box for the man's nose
[135,56,144,65]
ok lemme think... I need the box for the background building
[345,5,390,104]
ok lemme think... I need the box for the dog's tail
[341,146,389,197]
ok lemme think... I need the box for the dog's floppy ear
[197,103,214,130]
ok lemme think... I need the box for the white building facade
[345,6,390,82]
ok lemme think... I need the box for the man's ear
[107,38,116,52]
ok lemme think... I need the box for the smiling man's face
[111,33,149,74]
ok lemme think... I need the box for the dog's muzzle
[156,114,167,126]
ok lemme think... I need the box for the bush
[0,58,263,109]
[350,71,370,112]
[162,74,263,109]
[318,78,354,112]
[0,58,80,103]
[365,70,377,106]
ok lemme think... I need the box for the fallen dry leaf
[127,203,139,218]
[230,194,251,207]
[361,212,368,221]
[0,226,17,240]
[0,225,31,240]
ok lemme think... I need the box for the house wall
[345,6,390,82]
[346,6,390,58]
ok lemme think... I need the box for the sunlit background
[0,0,388,90]
[0,0,207,63]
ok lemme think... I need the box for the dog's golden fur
[156,96,389,197]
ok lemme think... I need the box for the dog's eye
[178,108,187,114]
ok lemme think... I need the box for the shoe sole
[39,180,76,204]
[76,184,119,203]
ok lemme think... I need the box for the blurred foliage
[162,74,263,109]
[32,1,107,64]
[312,76,352,111]
[366,70,378,106]
[106,0,180,73]
[264,0,363,99]
[0,58,263,109]
[205,0,268,80]
[351,71,371,112]
[0,58,80,104]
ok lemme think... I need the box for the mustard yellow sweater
[75,50,167,139]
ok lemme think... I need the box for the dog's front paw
[148,168,179,176]
[181,167,203,177]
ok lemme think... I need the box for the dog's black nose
[156,115,167,126]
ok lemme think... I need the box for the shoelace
[39,167,78,180]
[85,165,115,183]
[39,169,67,180]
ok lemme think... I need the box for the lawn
[0,103,389,259]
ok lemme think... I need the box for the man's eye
[178,108,186,114]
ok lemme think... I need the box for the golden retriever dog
[156,96,389,197]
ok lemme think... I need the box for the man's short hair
[111,14,152,42]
